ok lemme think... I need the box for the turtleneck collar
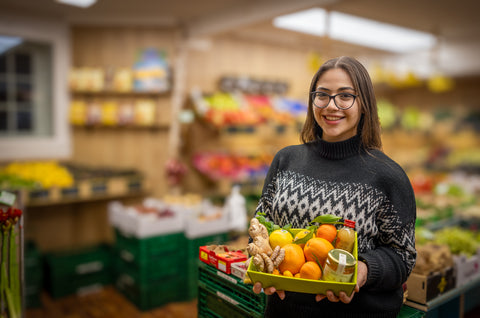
[311,134,363,160]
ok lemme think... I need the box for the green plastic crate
[199,261,266,310]
[46,271,112,299]
[114,254,187,287]
[115,272,187,311]
[185,232,229,300]
[198,283,263,318]
[44,244,112,280]
[397,305,425,318]
[114,230,187,266]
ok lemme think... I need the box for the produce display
[1,161,74,189]
[245,214,358,295]
[0,205,23,318]
[193,152,273,181]
[191,91,307,128]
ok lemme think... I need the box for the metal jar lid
[328,249,356,267]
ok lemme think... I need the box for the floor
[26,286,198,318]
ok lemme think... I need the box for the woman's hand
[253,282,286,300]
[315,260,368,303]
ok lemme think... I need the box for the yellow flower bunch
[3,161,74,189]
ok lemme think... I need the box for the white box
[231,261,247,280]
[108,198,184,238]
[184,199,229,239]
[454,247,480,287]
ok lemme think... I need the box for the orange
[272,269,280,275]
[299,261,322,280]
[283,270,293,277]
[278,243,305,275]
[303,237,334,266]
[316,224,337,243]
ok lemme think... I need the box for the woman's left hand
[315,260,368,303]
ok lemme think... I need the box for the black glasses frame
[311,91,359,110]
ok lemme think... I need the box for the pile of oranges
[269,224,337,280]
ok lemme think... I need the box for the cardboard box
[454,248,480,288]
[406,267,455,304]
[199,245,247,274]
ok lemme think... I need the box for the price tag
[0,191,16,206]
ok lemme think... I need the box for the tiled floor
[26,286,198,318]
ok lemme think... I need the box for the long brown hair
[300,56,382,150]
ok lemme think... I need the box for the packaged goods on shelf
[108,198,184,238]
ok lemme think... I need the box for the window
[0,13,71,160]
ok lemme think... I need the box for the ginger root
[247,218,273,256]
[252,246,285,274]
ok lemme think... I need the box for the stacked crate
[185,228,230,300]
[113,229,188,310]
[43,244,113,299]
[197,261,266,318]
[24,241,43,308]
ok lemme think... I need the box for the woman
[252,56,416,317]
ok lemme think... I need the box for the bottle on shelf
[335,219,356,253]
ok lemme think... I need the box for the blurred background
[0,0,479,317]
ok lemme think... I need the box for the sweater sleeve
[359,166,417,291]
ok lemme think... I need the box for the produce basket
[247,229,358,296]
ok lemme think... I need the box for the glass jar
[323,249,357,282]
[334,219,355,253]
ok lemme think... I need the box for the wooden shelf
[71,90,170,97]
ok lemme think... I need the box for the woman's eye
[338,93,352,100]
[316,93,329,99]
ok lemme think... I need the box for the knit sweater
[256,135,416,318]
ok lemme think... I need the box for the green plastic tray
[247,229,358,296]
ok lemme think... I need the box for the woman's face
[313,68,362,143]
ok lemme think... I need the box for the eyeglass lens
[313,93,355,109]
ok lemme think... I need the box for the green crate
[46,271,112,299]
[198,284,263,318]
[114,254,187,286]
[25,284,42,308]
[397,305,425,318]
[44,244,112,280]
[185,232,229,300]
[199,261,265,310]
[115,272,187,311]
[25,240,42,269]
[114,230,187,266]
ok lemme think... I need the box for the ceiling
[1,0,480,77]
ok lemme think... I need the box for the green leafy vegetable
[310,214,343,225]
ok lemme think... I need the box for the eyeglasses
[311,91,358,110]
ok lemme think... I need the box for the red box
[199,245,247,274]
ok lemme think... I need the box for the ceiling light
[56,0,97,8]
[329,11,436,53]
[273,9,437,53]
[273,8,327,37]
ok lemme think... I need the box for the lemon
[293,230,315,248]
[269,229,293,249]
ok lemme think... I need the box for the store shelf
[26,190,149,207]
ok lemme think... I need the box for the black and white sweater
[256,134,416,318]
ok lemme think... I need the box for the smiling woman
[252,56,417,318]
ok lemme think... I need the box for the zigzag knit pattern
[258,169,416,270]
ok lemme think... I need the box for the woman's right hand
[252,281,286,300]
